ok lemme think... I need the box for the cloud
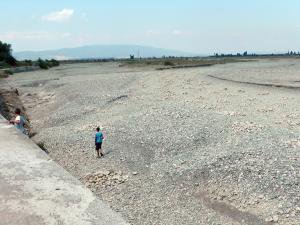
[0,31,71,40]
[42,9,74,22]
[172,30,183,35]
[146,29,185,37]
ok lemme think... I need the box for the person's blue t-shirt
[95,132,103,143]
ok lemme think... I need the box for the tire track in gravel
[207,75,300,90]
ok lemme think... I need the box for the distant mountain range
[14,45,196,60]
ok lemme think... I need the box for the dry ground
[6,58,300,225]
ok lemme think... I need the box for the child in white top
[10,108,26,134]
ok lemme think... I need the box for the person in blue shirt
[95,127,104,158]
[10,108,27,134]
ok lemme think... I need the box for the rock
[104,170,111,175]
[132,171,138,175]
[83,170,127,188]
[266,215,279,223]
[273,215,279,223]
[258,194,264,199]
[266,217,273,222]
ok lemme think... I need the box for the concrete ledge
[0,115,129,225]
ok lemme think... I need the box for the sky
[1,0,300,54]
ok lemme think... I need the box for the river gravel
[8,59,300,225]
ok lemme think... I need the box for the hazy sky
[1,0,299,54]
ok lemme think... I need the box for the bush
[50,59,59,67]
[24,60,33,66]
[4,69,13,75]
[5,55,17,66]
[37,58,59,69]
[0,72,8,78]
[0,69,12,78]
[38,58,49,70]
[0,61,10,68]
[164,61,175,66]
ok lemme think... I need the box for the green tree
[0,41,17,66]
[50,59,59,67]
[38,58,49,69]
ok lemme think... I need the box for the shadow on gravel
[197,191,271,225]
[36,141,49,154]
[104,149,112,155]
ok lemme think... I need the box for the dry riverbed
[6,59,300,225]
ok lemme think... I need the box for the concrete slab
[0,115,129,225]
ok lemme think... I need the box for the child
[95,127,104,158]
[10,108,26,134]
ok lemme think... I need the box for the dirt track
[7,58,300,225]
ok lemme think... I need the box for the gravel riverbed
[8,59,300,225]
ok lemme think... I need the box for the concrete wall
[0,115,129,225]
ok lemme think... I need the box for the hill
[14,45,196,60]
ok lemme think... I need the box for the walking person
[95,127,104,158]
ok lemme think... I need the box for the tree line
[0,41,59,70]
[213,51,300,57]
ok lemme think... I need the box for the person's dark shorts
[95,142,102,150]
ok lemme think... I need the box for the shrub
[0,61,10,68]
[4,69,13,75]
[0,69,12,78]
[164,61,175,66]
[5,55,17,66]
[37,58,59,69]
[0,72,9,78]
[50,59,59,67]
[24,60,33,66]
[38,58,49,70]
